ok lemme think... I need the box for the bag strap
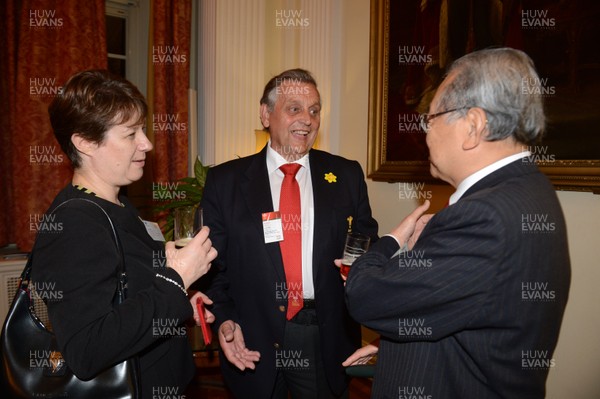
[24,198,128,303]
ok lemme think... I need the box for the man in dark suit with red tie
[201,69,378,398]
[345,48,571,398]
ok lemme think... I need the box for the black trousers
[271,308,349,399]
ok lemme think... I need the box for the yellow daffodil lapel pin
[324,172,337,183]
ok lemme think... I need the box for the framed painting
[367,0,600,193]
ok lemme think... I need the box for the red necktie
[279,163,303,320]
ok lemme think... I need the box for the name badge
[142,220,165,242]
[262,212,284,243]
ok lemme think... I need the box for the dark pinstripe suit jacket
[346,159,570,399]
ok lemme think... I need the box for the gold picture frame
[367,0,600,193]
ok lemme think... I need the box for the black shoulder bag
[0,198,141,398]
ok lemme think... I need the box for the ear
[71,133,97,157]
[259,104,271,129]
[461,107,488,151]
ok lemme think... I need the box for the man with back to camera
[345,48,570,398]
[200,68,378,398]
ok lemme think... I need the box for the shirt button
[274,343,280,349]
[278,306,286,312]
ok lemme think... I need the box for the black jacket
[31,184,195,398]
[201,147,379,397]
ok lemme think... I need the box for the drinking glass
[174,206,200,248]
[340,232,371,278]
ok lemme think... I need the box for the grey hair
[438,47,545,145]
[260,68,318,112]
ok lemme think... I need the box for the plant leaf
[194,157,210,187]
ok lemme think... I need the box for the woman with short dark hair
[31,70,216,397]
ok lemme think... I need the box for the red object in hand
[196,297,212,345]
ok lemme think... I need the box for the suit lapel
[240,147,286,282]
[309,150,336,280]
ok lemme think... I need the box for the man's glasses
[419,107,469,133]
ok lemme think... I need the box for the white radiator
[0,256,50,328]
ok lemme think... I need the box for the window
[106,12,127,77]
[105,0,148,94]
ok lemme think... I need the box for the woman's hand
[165,226,218,289]
[189,291,215,325]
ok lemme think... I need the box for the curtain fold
[0,0,19,247]
[149,0,192,183]
[0,0,107,251]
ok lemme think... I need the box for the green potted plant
[154,156,210,241]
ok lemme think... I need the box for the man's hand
[333,259,346,282]
[390,200,431,249]
[407,212,434,250]
[342,344,379,366]
[218,320,261,371]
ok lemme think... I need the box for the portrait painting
[367,0,600,192]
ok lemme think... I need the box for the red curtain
[148,0,191,184]
[0,0,107,251]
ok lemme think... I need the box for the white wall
[546,191,600,398]
[200,0,600,396]
[198,0,337,166]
